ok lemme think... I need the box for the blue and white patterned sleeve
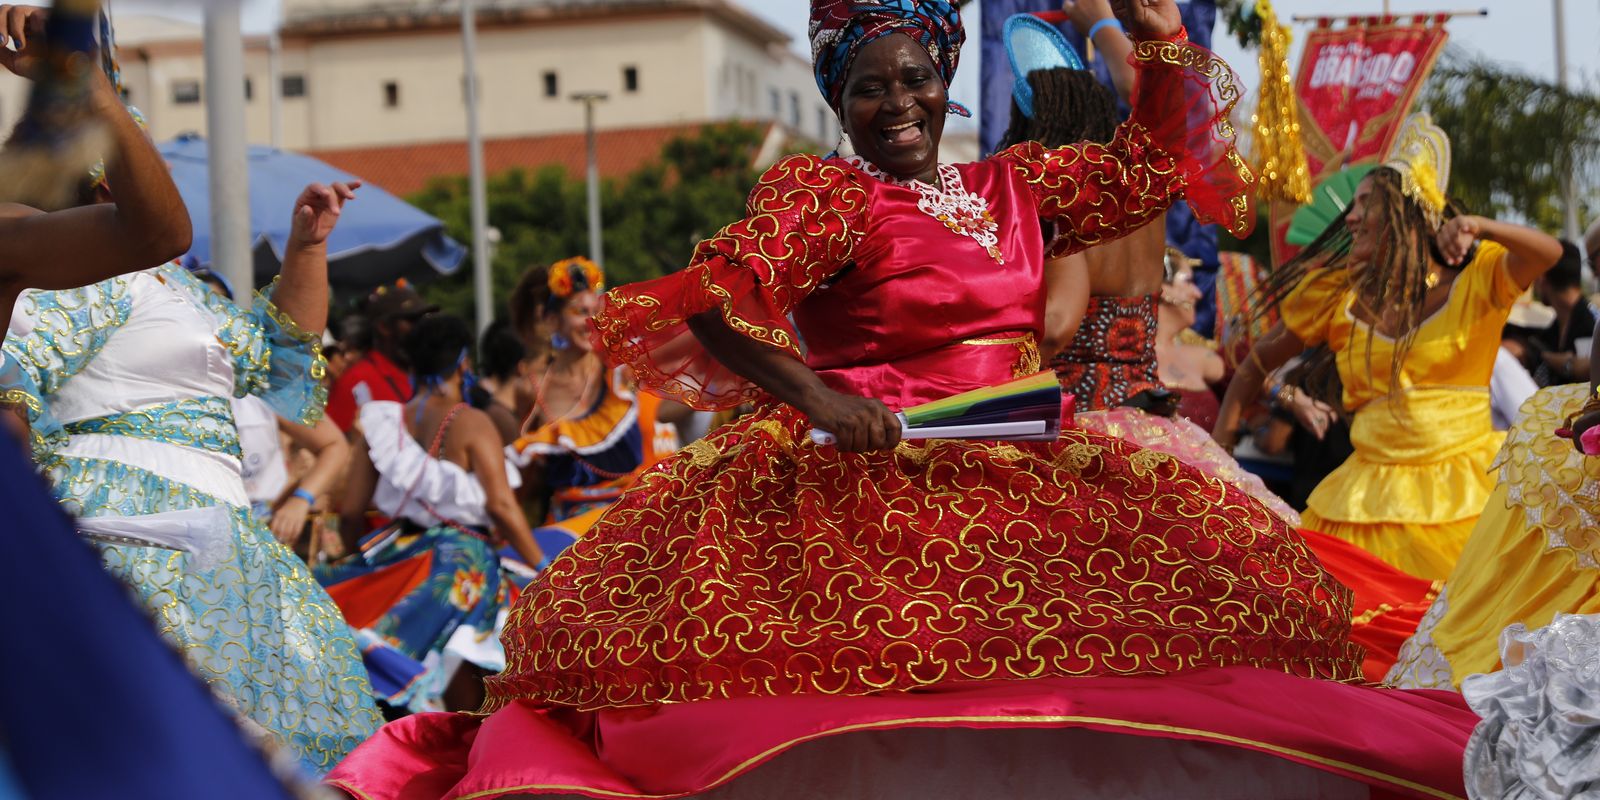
[161,265,329,426]
[1,279,135,459]
[244,280,329,426]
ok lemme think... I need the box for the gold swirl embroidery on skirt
[1125,448,1173,479]
[1053,441,1105,473]
[960,332,1042,378]
[485,411,1365,714]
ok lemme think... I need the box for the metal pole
[462,0,492,335]
[1291,9,1487,23]
[268,31,283,149]
[585,99,602,268]
[204,0,252,310]
[1554,0,1581,241]
[572,92,608,268]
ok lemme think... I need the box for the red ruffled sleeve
[994,34,1255,257]
[591,154,869,410]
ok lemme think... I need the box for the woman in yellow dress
[1386,316,1600,688]
[1213,114,1563,582]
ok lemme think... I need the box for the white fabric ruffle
[360,401,518,528]
[76,506,234,571]
[1462,613,1600,799]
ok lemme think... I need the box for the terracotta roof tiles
[308,122,749,197]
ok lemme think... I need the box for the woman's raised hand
[805,389,902,453]
[0,5,47,80]
[288,181,361,249]
[1435,214,1483,266]
[1108,0,1183,40]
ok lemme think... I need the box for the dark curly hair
[478,318,527,381]
[402,313,473,385]
[997,67,1120,150]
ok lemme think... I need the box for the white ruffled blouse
[360,400,519,529]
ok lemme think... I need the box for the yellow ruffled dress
[1386,383,1600,688]
[1281,241,1524,581]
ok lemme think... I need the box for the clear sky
[122,0,1600,119]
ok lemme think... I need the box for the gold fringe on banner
[1250,0,1311,205]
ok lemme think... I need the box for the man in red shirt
[326,286,438,431]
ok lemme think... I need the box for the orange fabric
[325,549,435,630]
[1298,528,1437,682]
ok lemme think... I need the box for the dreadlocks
[1251,167,1463,410]
[997,67,1119,150]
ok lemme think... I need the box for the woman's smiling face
[840,34,947,184]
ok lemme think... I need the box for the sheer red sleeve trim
[590,154,869,411]
[995,38,1255,259]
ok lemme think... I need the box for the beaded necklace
[846,156,1003,264]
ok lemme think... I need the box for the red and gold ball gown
[328,39,1475,800]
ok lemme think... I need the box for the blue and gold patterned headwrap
[809,0,970,117]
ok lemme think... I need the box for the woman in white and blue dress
[1,180,382,776]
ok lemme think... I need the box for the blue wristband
[291,488,317,505]
[1087,17,1125,41]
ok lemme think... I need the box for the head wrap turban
[809,0,971,117]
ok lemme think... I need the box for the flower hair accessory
[1383,112,1451,228]
[546,257,605,305]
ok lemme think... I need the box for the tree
[409,122,770,322]
[1420,48,1600,232]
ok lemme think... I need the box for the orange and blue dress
[508,366,672,551]
[327,39,1477,800]
[315,401,519,711]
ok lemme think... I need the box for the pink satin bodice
[793,160,1046,410]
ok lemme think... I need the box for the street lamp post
[571,92,608,268]
[1554,0,1580,242]
[203,0,252,310]
[461,0,492,334]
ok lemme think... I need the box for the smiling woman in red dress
[326,2,1479,798]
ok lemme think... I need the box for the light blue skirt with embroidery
[49,454,381,777]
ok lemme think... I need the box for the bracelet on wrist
[291,488,317,505]
[1087,17,1125,41]
[1134,24,1188,44]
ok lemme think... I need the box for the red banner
[1270,18,1449,263]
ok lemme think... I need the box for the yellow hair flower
[547,256,605,299]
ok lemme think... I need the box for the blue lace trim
[64,395,242,457]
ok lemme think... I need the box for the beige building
[0,0,839,152]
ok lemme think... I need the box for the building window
[383,81,400,108]
[282,74,306,98]
[788,90,800,128]
[817,105,831,142]
[769,88,780,117]
[244,77,254,102]
[172,79,201,105]
[623,66,638,93]
[543,71,559,98]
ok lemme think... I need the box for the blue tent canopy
[159,134,466,295]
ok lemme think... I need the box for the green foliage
[409,122,769,322]
[1217,0,1261,49]
[1420,47,1600,232]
